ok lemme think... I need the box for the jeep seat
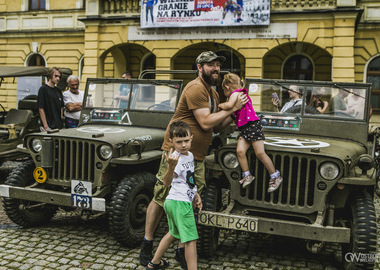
[0,109,33,140]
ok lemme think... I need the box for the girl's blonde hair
[222,73,245,90]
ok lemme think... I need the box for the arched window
[217,50,241,76]
[141,53,156,79]
[283,55,313,80]
[367,56,380,112]
[27,53,46,67]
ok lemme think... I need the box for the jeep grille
[52,138,96,182]
[235,153,318,214]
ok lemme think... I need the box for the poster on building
[140,0,270,28]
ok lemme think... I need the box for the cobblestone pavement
[0,162,379,270]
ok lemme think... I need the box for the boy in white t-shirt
[146,121,202,270]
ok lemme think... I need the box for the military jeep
[198,79,378,270]
[0,77,182,247]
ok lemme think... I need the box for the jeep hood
[228,134,366,161]
[28,125,166,151]
[265,135,366,160]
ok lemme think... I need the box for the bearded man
[139,51,248,268]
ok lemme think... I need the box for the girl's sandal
[146,259,170,270]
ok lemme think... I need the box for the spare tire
[18,95,38,113]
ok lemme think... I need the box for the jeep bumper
[199,210,350,243]
[0,185,106,212]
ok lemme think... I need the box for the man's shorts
[153,151,205,207]
[163,199,198,243]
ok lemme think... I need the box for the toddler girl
[219,73,282,192]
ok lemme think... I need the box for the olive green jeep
[197,79,378,270]
[0,77,182,247]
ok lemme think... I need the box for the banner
[140,0,270,28]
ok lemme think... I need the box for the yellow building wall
[83,11,358,83]
[0,0,21,12]
[354,30,380,83]
[0,0,78,12]
[50,0,78,10]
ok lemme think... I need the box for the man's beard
[201,68,219,86]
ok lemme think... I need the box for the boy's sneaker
[175,248,187,270]
[139,239,153,266]
[240,175,255,188]
[268,176,283,193]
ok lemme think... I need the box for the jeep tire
[197,181,221,257]
[108,171,156,247]
[341,191,377,270]
[2,159,57,227]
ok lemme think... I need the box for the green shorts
[153,151,205,207]
[163,199,198,243]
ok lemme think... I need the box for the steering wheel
[324,111,354,118]
[284,105,321,114]
[147,104,174,112]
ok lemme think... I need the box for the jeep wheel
[341,191,377,270]
[2,160,57,227]
[197,181,221,257]
[108,171,156,247]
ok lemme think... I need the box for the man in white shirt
[273,85,303,113]
[63,75,84,128]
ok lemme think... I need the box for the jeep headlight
[31,139,42,152]
[99,145,113,160]
[222,152,239,169]
[320,162,339,180]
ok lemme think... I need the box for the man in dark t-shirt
[37,67,64,131]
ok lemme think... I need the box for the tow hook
[306,241,325,254]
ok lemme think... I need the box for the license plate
[71,180,92,209]
[198,211,258,232]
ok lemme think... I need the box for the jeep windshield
[245,79,371,122]
[84,78,181,112]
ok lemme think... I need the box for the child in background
[146,121,202,270]
[219,73,283,192]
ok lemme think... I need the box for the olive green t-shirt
[161,76,219,161]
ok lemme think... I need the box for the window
[141,53,156,100]
[283,55,313,80]
[367,56,380,112]
[29,0,46,10]
[27,53,46,67]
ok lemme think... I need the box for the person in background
[347,89,365,119]
[272,85,304,113]
[310,87,329,113]
[63,75,84,128]
[114,71,132,108]
[329,89,350,114]
[37,67,64,131]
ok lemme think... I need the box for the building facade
[1,0,380,121]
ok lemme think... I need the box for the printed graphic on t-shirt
[186,170,196,189]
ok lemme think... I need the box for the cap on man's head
[196,51,226,65]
